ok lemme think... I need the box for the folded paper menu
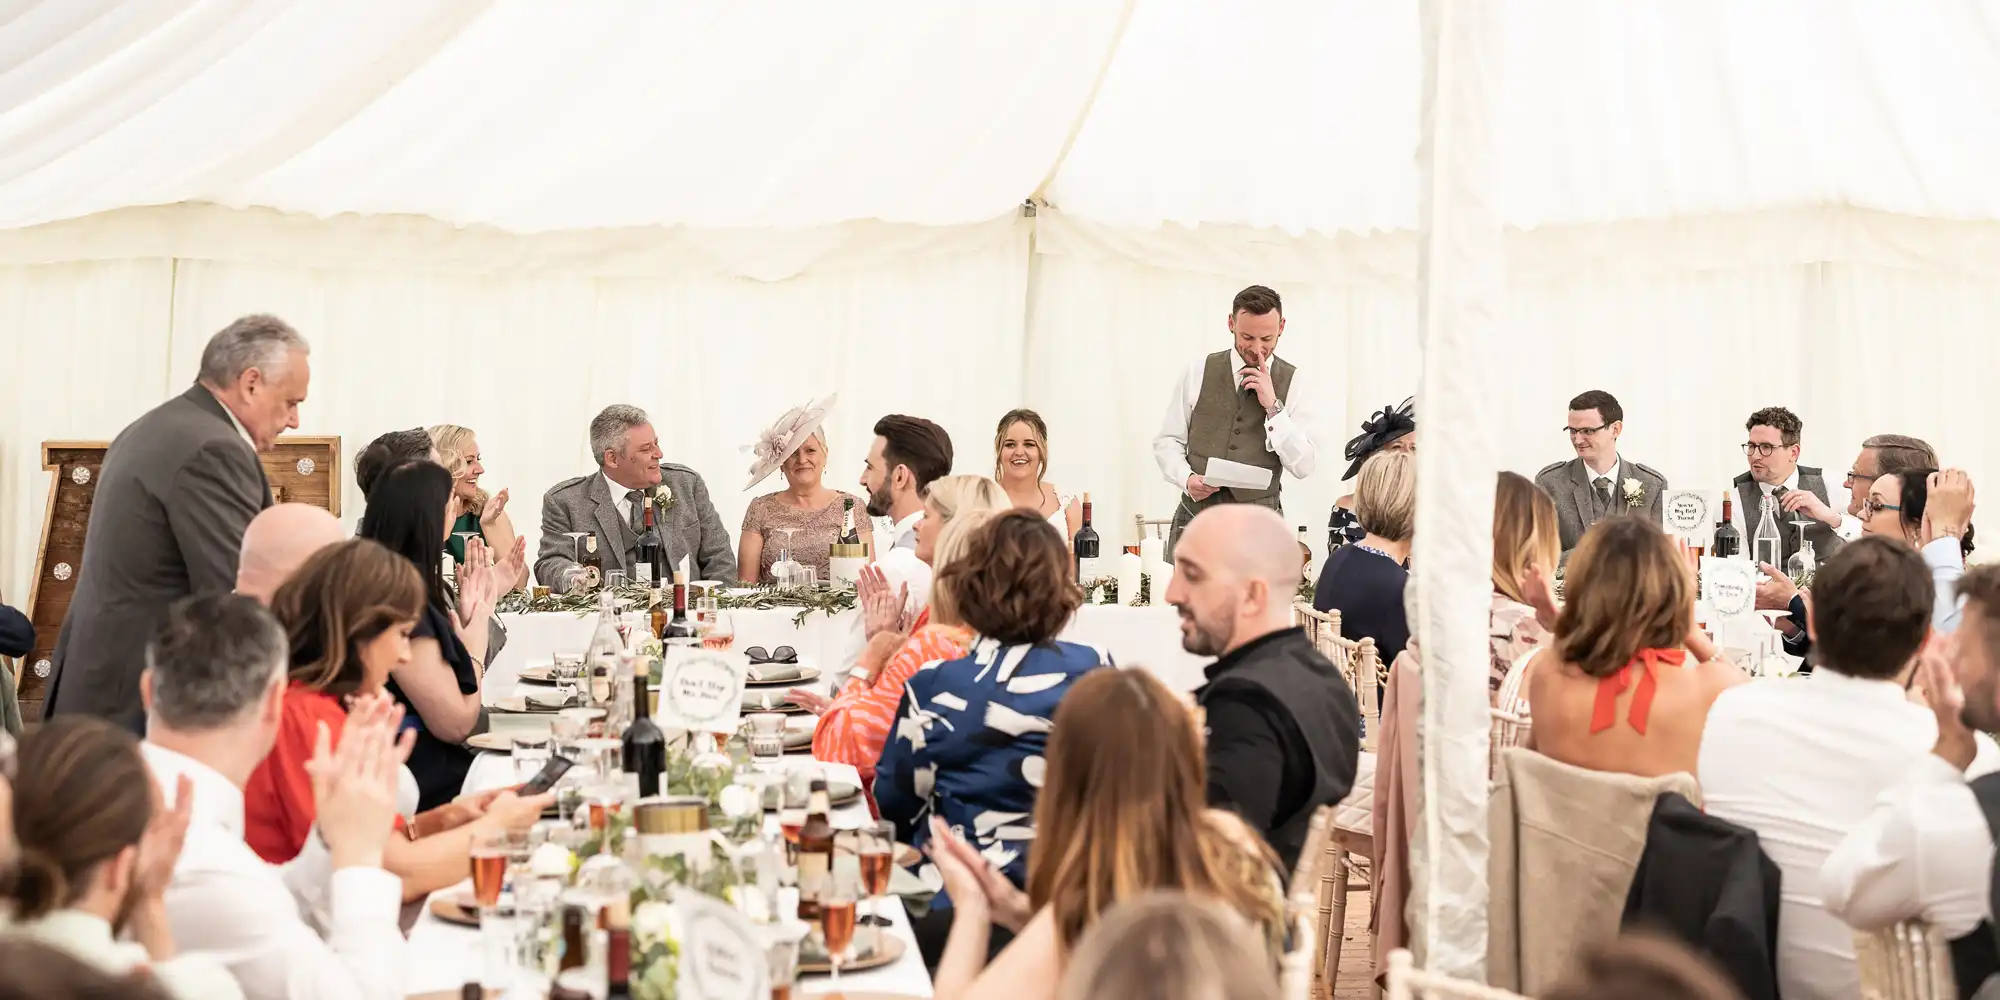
[1202,457,1275,491]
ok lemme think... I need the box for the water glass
[552,652,585,685]
[747,712,786,764]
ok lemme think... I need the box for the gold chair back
[1286,805,1338,1000]
[1855,921,1957,1000]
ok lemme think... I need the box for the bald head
[235,504,346,605]
[1165,505,1300,656]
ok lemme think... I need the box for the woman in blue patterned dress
[874,507,1109,964]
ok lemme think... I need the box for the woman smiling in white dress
[994,409,1081,545]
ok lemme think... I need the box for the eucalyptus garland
[498,584,856,626]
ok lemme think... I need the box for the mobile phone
[518,754,576,796]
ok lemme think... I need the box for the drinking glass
[561,532,589,588]
[552,653,585,687]
[1787,521,1817,585]
[470,827,514,913]
[822,866,859,985]
[747,712,786,765]
[858,820,895,935]
[511,734,551,784]
[702,610,736,652]
[605,569,627,597]
[771,528,804,588]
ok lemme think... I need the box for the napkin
[525,686,575,709]
[747,664,805,683]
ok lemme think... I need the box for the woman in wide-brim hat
[1328,397,1416,552]
[737,394,873,585]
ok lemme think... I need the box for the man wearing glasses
[1536,389,1666,557]
[1729,407,1846,567]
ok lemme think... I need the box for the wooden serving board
[18,436,341,713]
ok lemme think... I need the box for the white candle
[1139,537,1164,569]
[1151,565,1174,601]
[1116,553,1144,607]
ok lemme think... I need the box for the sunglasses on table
[744,645,798,665]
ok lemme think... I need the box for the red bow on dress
[1588,647,1687,736]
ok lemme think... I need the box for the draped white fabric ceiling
[5,0,2000,235]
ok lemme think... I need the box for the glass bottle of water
[584,590,621,708]
[1752,493,1784,569]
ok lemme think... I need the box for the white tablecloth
[486,603,1213,702]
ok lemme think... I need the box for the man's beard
[1963,671,2000,734]
[1178,608,1231,657]
[865,481,894,519]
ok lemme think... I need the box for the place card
[676,892,769,1000]
[1662,490,1719,544]
[658,645,748,733]
[1700,557,1758,624]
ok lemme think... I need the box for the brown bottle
[558,904,588,973]
[796,779,835,921]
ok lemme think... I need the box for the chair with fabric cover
[1386,949,1536,1000]
[1854,922,1957,1000]
[1488,708,1530,782]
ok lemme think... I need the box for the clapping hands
[926,816,1032,932]
[858,565,912,639]
[308,691,414,870]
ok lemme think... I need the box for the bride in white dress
[993,408,1083,545]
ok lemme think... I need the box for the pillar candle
[1116,552,1144,607]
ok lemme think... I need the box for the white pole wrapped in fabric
[1408,0,1501,978]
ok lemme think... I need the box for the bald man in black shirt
[1165,504,1360,871]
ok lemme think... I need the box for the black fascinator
[1342,397,1416,481]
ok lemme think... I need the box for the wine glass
[703,610,736,652]
[823,865,859,986]
[1787,520,1818,587]
[858,820,895,940]
[771,527,805,588]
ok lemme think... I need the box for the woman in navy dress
[874,508,1109,964]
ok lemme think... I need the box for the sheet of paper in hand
[659,645,748,733]
[1700,557,1758,625]
[1202,457,1275,491]
[1662,490,1719,544]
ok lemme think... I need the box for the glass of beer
[822,867,859,985]
[470,828,513,912]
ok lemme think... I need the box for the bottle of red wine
[1713,495,1742,559]
[635,497,663,588]
[1074,492,1102,584]
[664,571,696,642]
[622,671,665,797]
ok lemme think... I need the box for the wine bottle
[585,590,621,709]
[635,498,663,588]
[1074,492,1102,584]
[664,571,695,642]
[829,496,867,587]
[1713,495,1742,560]
[797,779,835,921]
[580,533,603,590]
[622,669,665,797]
[1752,492,1784,569]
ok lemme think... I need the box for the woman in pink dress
[737,395,871,584]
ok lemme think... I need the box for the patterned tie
[626,490,646,535]
[1593,476,1613,515]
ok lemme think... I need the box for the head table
[406,602,1210,998]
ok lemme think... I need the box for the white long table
[486,603,1213,702]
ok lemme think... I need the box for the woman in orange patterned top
[794,498,1004,781]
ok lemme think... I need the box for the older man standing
[1167,503,1358,870]
[536,404,734,590]
[44,315,309,732]
[1153,285,1322,558]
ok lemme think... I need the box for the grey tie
[627,490,646,534]
[1593,476,1613,515]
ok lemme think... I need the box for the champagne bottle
[622,669,665,797]
[664,571,696,642]
[1074,492,1102,585]
[635,498,663,588]
[797,779,835,921]
[580,532,603,590]
[1713,495,1742,560]
[829,496,867,587]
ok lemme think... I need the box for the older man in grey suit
[44,315,309,732]
[536,404,735,591]
[1535,389,1667,558]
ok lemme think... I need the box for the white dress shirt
[1925,537,1966,633]
[208,387,258,454]
[1698,670,1958,1000]
[1152,353,1319,493]
[8,910,243,1000]
[602,473,639,526]
[142,742,407,1000]
[1821,752,1998,942]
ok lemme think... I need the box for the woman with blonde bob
[927,667,1285,1000]
[1527,516,1745,778]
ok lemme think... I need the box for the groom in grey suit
[535,404,736,591]
[1535,389,1667,558]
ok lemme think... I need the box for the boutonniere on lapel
[652,484,677,513]
[1622,477,1645,510]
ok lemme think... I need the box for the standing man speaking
[1153,285,1321,557]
